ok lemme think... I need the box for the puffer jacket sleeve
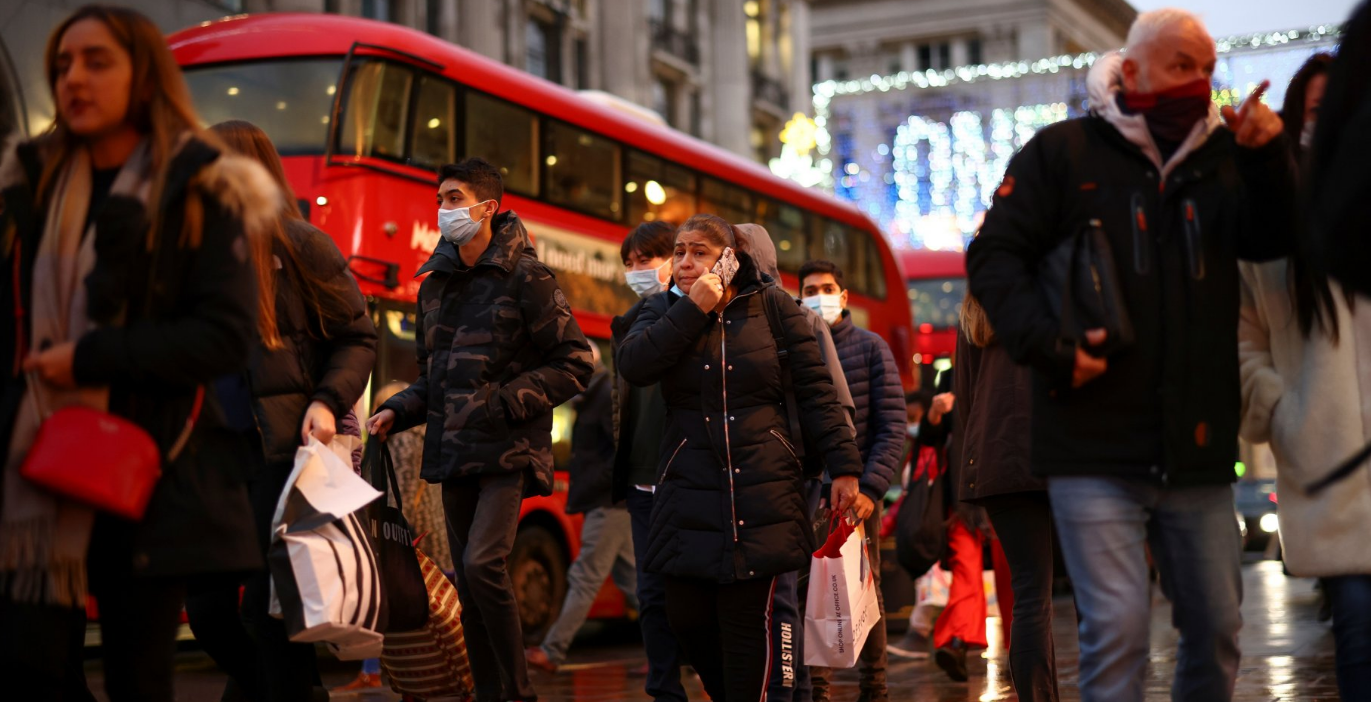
[1233,134,1297,263]
[617,293,714,386]
[966,132,1076,389]
[1237,262,1284,444]
[291,222,378,421]
[769,287,863,479]
[496,261,594,423]
[73,196,256,386]
[381,302,430,433]
[859,334,905,502]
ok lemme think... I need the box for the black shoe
[934,637,969,682]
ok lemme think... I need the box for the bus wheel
[510,524,567,645]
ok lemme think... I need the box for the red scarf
[1120,78,1213,145]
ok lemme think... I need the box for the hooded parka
[617,261,862,583]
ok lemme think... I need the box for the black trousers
[91,574,188,702]
[626,488,688,701]
[0,600,96,702]
[665,574,778,702]
[443,471,535,702]
[980,492,1060,702]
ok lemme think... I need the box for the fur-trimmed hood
[1086,51,1224,178]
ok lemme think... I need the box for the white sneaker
[887,631,931,660]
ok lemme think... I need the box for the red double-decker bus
[899,250,966,391]
[169,13,913,640]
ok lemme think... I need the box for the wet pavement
[85,560,1341,701]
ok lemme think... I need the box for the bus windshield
[908,277,965,331]
[184,58,341,154]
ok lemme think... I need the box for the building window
[574,37,589,89]
[426,0,441,36]
[689,90,702,137]
[526,18,562,84]
[937,43,951,69]
[744,0,762,68]
[967,37,983,66]
[917,44,931,71]
[652,78,677,126]
[361,0,390,21]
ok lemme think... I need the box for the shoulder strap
[762,288,807,461]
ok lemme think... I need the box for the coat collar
[1087,52,1224,179]
[416,209,532,277]
[830,309,855,341]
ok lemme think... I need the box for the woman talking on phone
[617,214,863,701]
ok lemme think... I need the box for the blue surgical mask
[670,284,685,297]
[625,262,669,298]
[438,201,491,246]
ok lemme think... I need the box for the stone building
[809,0,1136,83]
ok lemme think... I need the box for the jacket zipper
[719,289,759,544]
[1182,198,1205,281]
[659,438,688,485]
[770,429,800,466]
[1130,193,1150,275]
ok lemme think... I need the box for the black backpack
[760,288,827,479]
[895,445,948,580]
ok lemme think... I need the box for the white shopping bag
[267,437,386,659]
[804,518,882,668]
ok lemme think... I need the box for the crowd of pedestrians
[2,3,1371,702]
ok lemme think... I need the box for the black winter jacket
[828,311,904,503]
[565,368,616,514]
[249,219,376,467]
[381,211,595,496]
[967,114,1296,486]
[617,276,863,583]
[951,330,1041,502]
[1,135,271,579]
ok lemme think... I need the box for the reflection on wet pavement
[85,561,1341,700]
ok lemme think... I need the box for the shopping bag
[362,438,429,633]
[804,517,881,668]
[380,548,476,699]
[268,437,387,659]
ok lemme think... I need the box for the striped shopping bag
[380,548,475,700]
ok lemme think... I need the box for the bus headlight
[1259,513,1280,533]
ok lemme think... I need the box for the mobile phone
[712,247,739,287]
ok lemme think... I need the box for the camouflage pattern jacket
[381,211,594,495]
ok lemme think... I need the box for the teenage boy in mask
[798,260,905,702]
[608,221,689,702]
[368,158,594,702]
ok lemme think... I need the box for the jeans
[982,492,1060,702]
[1048,476,1243,702]
[809,505,888,700]
[443,471,535,702]
[665,575,777,702]
[1324,575,1371,700]
[627,488,688,701]
[540,505,638,664]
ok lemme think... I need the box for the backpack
[895,445,948,579]
[760,288,827,479]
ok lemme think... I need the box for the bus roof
[899,249,966,280]
[168,13,882,235]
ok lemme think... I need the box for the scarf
[1120,78,1214,146]
[1,141,153,607]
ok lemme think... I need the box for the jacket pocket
[660,438,688,485]
[770,429,800,467]
[1130,192,1150,275]
[1182,198,1205,281]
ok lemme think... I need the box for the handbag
[895,448,946,580]
[362,438,429,633]
[380,547,476,700]
[1038,220,1134,358]
[19,371,203,521]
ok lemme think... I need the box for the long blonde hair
[960,293,996,348]
[39,5,210,249]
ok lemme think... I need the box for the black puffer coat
[617,272,862,583]
[248,219,376,467]
[951,330,1041,502]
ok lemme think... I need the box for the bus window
[626,150,696,225]
[699,177,754,225]
[409,74,457,170]
[545,121,622,221]
[466,91,540,196]
[810,217,852,279]
[864,235,888,299]
[758,199,807,273]
[843,224,870,295]
[371,299,420,406]
[340,60,413,161]
[550,337,613,471]
[908,277,965,330]
[184,59,341,154]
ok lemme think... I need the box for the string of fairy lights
[791,25,1342,251]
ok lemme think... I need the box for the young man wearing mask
[967,9,1294,701]
[368,158,595,702]
[798,260,906,702]
[609,221,689,702]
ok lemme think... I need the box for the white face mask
[1300,119,1316,149]
[803,294,844,325]
[624,262,669,298]
[438,201,491,246]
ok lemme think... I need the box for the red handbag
[19,381,203,521]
